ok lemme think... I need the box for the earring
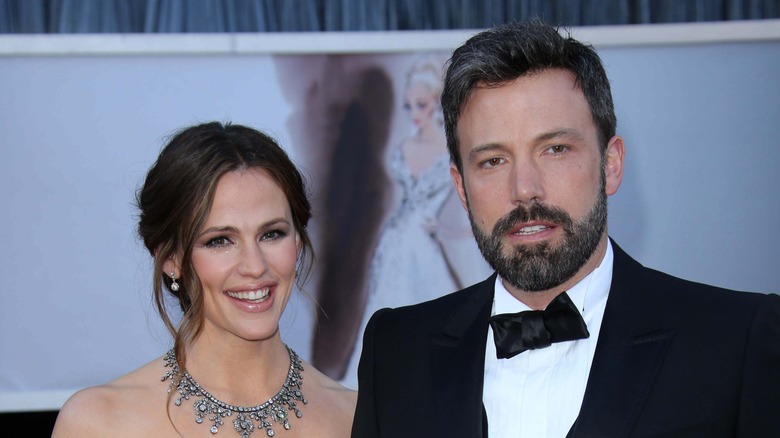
[170,272,180,292]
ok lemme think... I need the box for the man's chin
[502,239,554,257]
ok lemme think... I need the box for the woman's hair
[135,121,313,372]
[404,55,446,126]
[405,55,445,96]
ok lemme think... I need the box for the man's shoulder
[644,265,778,311]
[370,274,494,326]
[401,274,492,309]
[611,239,777,311]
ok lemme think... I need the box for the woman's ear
[162,257,180,278]
[155,244,181,278]
[297,235,304,264]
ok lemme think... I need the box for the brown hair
[135,121,314,374]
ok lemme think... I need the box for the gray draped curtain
[1,0,778,33]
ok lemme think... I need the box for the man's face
[451,69,623,294]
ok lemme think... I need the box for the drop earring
[170,272,180,292]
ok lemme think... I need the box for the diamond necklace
[161,344,307,437]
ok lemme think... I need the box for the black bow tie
[488,291,589,359]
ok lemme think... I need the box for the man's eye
[547,145,568,155]
[483,157,504,167]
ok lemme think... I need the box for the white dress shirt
[483,241,614,437]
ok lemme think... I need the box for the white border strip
[0,390,74,412]
[1,19,779,56]
[571,19,780,47]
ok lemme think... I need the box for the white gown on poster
[341,145,459,388]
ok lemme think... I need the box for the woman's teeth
[227,288,270,302]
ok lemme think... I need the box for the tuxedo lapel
[429,274,495,437]
[570,241,674,437]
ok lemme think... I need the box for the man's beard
[469,189,607,292]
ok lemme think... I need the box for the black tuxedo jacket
[351,240,780,437]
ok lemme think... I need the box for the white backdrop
[1,21,779,411]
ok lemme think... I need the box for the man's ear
[604,135,625,196]
[450,164,469,212]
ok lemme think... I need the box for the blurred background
[1,1,779,436]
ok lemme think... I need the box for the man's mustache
[492,203,574,238]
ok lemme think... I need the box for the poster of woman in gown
[339,54,488,387]
[273,52,490,387]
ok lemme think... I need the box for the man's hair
[442,18,616,172]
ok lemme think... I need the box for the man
[351,19,780,437]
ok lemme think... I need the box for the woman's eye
[261,229,288,241]
[204,236,232,248]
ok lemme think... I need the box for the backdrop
[1,22,779,411]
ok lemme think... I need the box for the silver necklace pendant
[162,345,307,437]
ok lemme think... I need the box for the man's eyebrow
[535,128,585,143]
[467,142,504,161]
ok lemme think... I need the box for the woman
[52,122,356,437]
[341,56,463,388]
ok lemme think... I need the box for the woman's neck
[182,331,292,405]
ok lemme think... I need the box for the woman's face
[403,82,438,129]
[190,167,300,343]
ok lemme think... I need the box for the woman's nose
[238,243,268,277]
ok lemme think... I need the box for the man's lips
[509,222,557,236]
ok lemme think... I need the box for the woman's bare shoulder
[52,355,170,438]
[302,361,358,425]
